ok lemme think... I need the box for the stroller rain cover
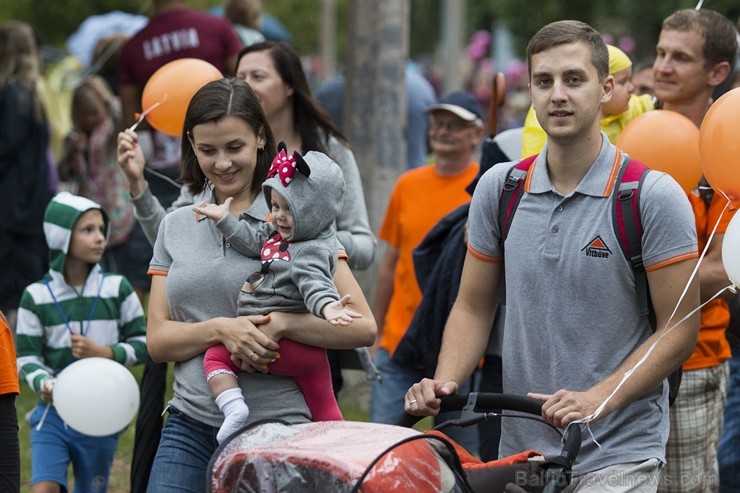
[208,420,471,492]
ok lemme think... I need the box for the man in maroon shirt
[119,0,241,128]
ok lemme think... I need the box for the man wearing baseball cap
[370,91,484,452]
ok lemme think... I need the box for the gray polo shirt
[150,196,311,428]
[468,136,697,473]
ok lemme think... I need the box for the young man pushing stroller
[405,19,700,492]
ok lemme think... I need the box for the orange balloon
[141,58,223,137]
[616,110,702,193]
[699,88,740,201]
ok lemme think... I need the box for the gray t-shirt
[150,196,311,427]
[468,137,697,473]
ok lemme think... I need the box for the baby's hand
[193,197,232,222]
[323,294,362,326]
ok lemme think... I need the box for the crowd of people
[1,1,740,492]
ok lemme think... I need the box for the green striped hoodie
[16,192,147,398]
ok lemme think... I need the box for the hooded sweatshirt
[216,150,346,318]
[16,192,147,398]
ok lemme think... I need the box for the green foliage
[0,0,151,47]
[0,0,348,61]
[465,0,739,63]
[2,0,737,63]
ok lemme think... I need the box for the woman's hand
[220,315,280,372]
[117,129,147,195]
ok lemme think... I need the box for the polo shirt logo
[582,236,612,259]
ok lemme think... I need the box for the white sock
[215,388,250,443]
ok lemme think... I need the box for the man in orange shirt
[652,9,737,492]
[0,311,20,492]
[370,91,483,451]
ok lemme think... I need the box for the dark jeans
[0,393,21,493]
[719,347,740,492]
[146,407,219,493]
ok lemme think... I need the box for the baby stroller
[208,392,581,493]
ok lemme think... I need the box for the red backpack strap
[612,157,652,323]
[613,157,683,406]
[498,154,538,246]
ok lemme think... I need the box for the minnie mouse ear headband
[267,141,311,187]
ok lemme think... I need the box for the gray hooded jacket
[216,151,345,318]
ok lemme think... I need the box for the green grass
[16,367,391,492]
[16,363,154,493]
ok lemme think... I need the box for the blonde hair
[0,20,44,121]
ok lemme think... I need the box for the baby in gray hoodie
[194,143,359,443]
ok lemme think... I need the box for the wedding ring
[250,351,256,360]
[409,399,417,405]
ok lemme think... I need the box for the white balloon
[722,212,740,289]
[53,357,140,436]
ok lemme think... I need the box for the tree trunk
[344,0,410,299]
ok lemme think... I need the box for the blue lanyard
[44,273,105,336]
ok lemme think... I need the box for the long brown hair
[0,21,44,121]
[237,41,347,154]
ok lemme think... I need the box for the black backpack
[499,154,682,406]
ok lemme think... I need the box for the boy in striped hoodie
[16,191,147,493]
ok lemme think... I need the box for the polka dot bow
[267,148,298,187]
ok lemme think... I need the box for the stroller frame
[208,392,582,493]
[399,392,582,493]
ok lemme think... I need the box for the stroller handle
[397,392,544,428]
[398,392,583,493]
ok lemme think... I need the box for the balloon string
[663,199,730,329]
[578,282,733,426]
[126,94,182,190]
[128,95,168,132]
[575,198,732,427]
[144,166,183,190]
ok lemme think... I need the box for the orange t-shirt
[684,192,738,371]
[378,162,479,355]
[1,312,20,396]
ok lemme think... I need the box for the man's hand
[404,377,459,416]
[529,388,605,428]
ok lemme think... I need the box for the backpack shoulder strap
[612,157,652,324]
[498,154,538,246]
